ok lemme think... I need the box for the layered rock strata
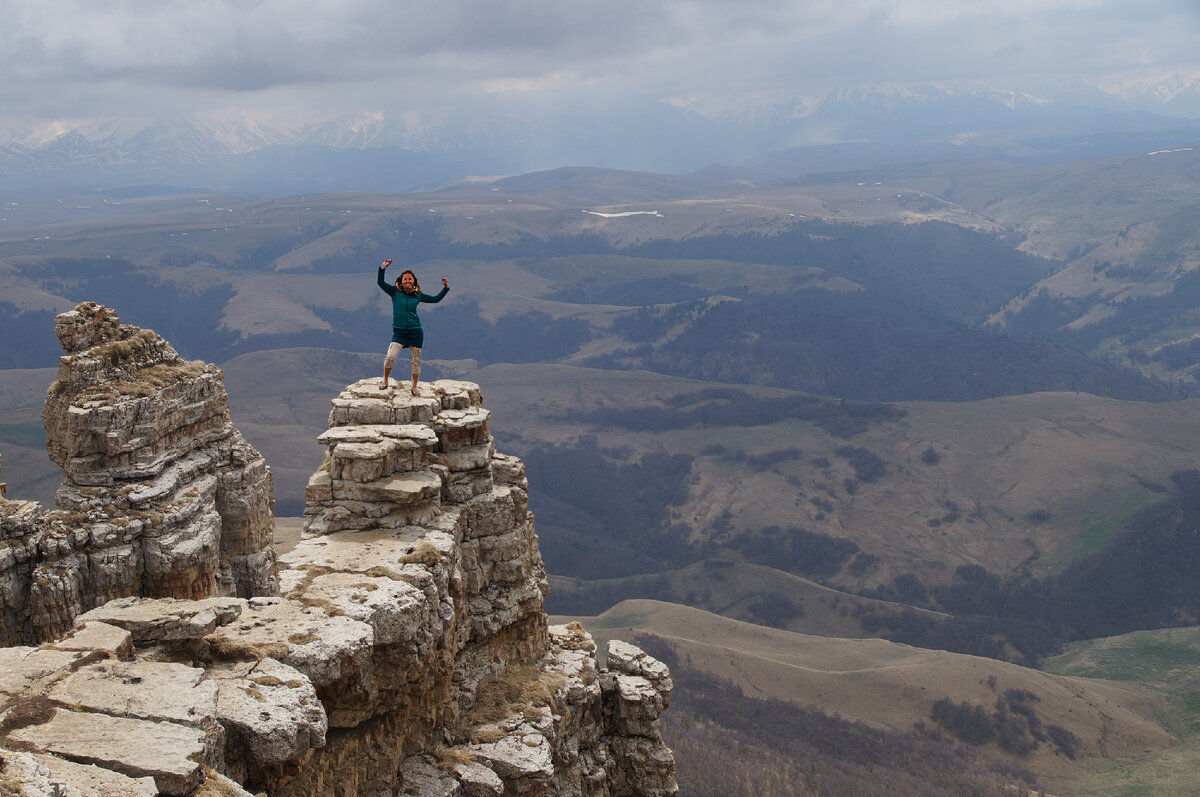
[0,301,278,644]
[0,309,676,796]
[263,378,676,796]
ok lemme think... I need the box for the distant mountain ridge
[4,76,1200,194]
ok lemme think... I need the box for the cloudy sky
[2,0,1198,122]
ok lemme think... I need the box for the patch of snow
[582,210,663,218]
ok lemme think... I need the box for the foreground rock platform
[0,308,676,796]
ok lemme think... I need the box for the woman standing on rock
[377,259,449,395]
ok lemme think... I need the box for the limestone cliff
[0,301,277,645]
[0,304,676,796]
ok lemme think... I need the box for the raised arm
[377,259,396,296]
[422,279,450,303]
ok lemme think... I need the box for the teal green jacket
[378,268,449,331]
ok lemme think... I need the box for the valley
[567,600,1200,797]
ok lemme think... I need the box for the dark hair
[395,269,420,293]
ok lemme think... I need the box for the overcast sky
[2,0,1198,121]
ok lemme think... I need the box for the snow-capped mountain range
[3,76,1199,195]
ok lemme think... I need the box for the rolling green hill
[7,152,1200,391]
[784,146,1200,388]
[1044,626,1200,796]
[563,599,1176,797]
[468,362,1200,586]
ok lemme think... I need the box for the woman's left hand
[442,278,449,288]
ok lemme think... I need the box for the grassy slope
[783,150,1200,387]
[470,362,1200,587]
[549,560,950,637]
[560,599,1172,793]
[1044,626,1200,797]
[7,162,1199,388]
[873,149,1200,260]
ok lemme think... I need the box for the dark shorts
[391,327,424,348]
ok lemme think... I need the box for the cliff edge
[0,303,676,796]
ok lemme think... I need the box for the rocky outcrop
[0,302,277,645]
[0,305,675,796]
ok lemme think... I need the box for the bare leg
[382,342,401,389]
[410,347,422,395]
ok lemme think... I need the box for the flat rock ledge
[0,363,676,796]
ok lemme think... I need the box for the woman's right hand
[381,259,392,269]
